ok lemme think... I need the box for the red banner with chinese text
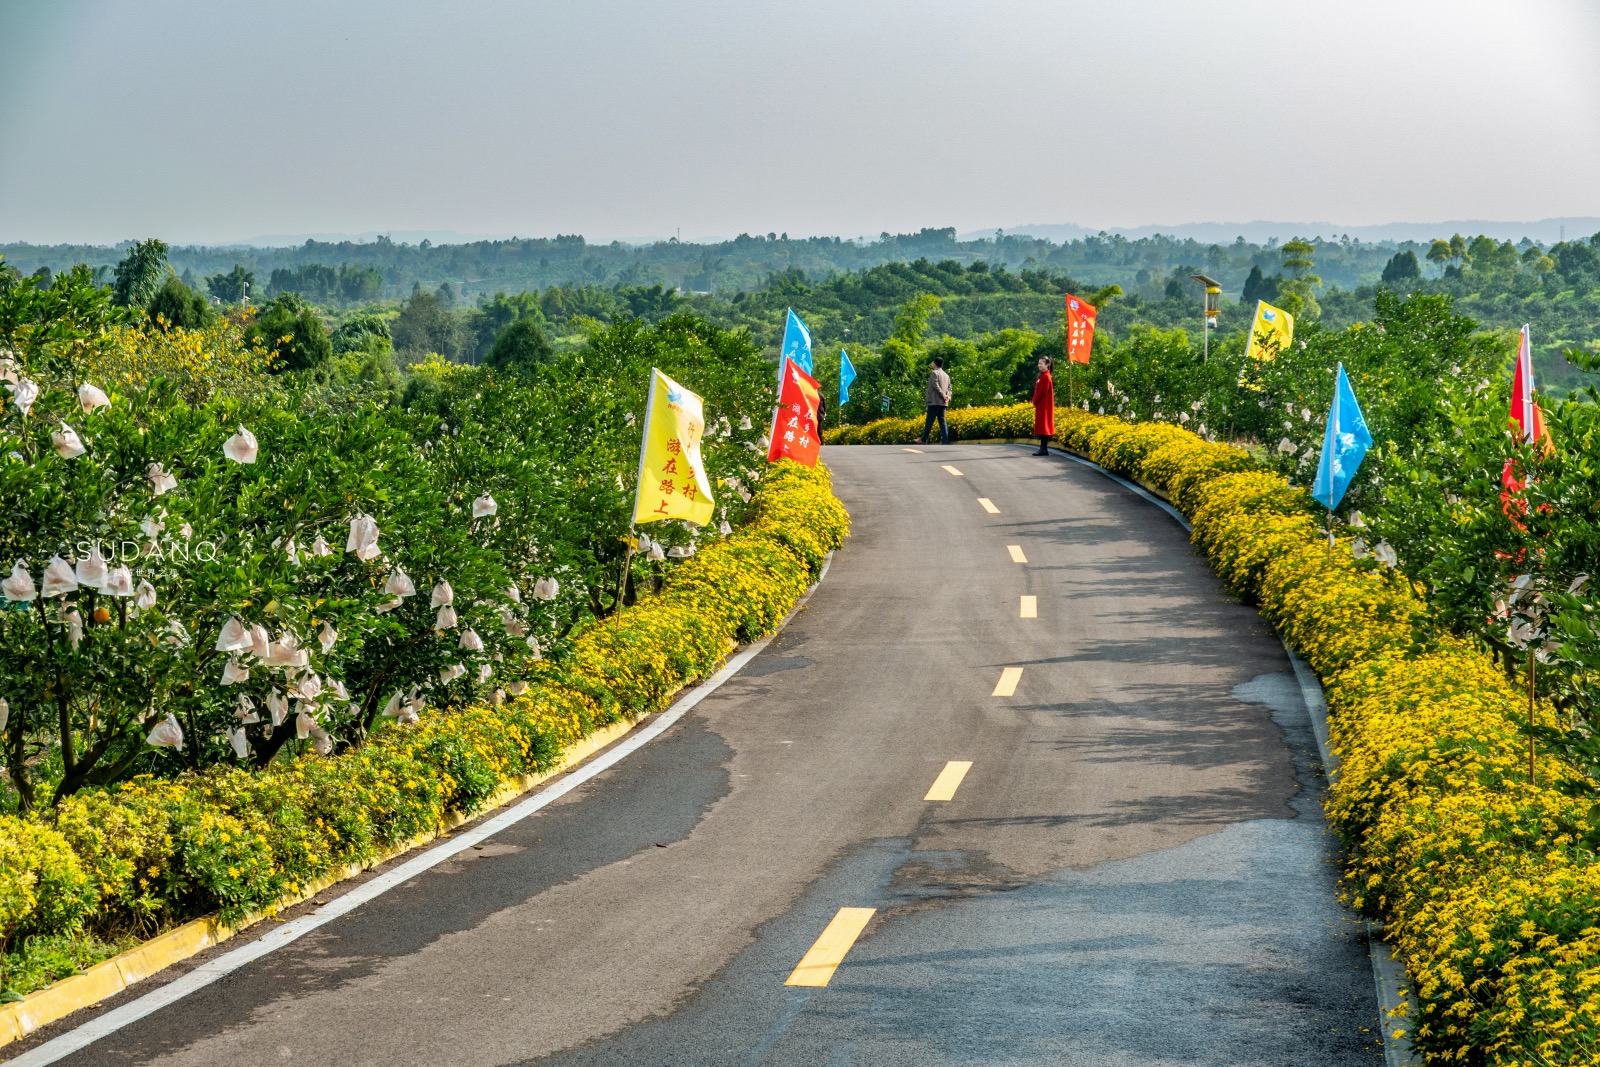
[766,361,822,467]
[1065,294,1096,365]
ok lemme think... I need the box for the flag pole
[1528,649,1537,786]
[614,536,635,622]
[629,371,659,520]
[767,321,791,458]
[619,371,660,624]
[1063,304,1073,408]
[1324,371,1336,551]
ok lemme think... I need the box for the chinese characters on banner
[766,360,822,467]
[631,368,716,526]
[1065,295,1096,364]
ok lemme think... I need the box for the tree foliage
[267,262,382,304]
[145,275,214,331]
[1380,250,1421,288]
[391,287,464,363]
[1241,264,1280,307]
[110,240,170,309]
[205,265,254,304]
[243,294,333,375]
[484,316,553,375]
[0,268,778,813]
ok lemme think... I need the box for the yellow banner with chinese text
[631,368,715,526]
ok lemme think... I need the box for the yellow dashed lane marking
[785,907,877,987]
[1020,596,1037,618]
[924,761,973,801]
[1007,544,1027,563]
[941,465,964,476]
[992,667,1023,697]
[902,447,924,453]
[978,498,1000,514]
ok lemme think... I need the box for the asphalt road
[33,443,1383,1066]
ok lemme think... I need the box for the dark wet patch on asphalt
[878,849,1032,918]
[264,718,732,986]
[1231,672,1329,819]
[48,717,734,1067]
[739,655,816,677]
[518,674,1375,1066]
[522,813,1381,1067]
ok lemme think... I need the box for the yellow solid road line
[992,666,1023,696]
[902,447,924,453]
[924,760,973,801]
[942,465,964,476]
[978,498,1000,514]
[1020,596,1037,618]
[785,907,877,987]
[1007,544,1027,563]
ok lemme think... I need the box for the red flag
[767,360,821,467]
[1501,458,1529,530]
[1509,324,1549,445]
[1503,329,1557,529]
[1065,294,1096,365]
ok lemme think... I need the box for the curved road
[24,444,1382,1066]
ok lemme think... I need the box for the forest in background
[4,225,1599,407]
[0,228,1447,301]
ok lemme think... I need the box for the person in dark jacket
[1031,356,1055,455]
[921,357,952,444]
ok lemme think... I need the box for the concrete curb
[0,555,834,1058]
[1028,441,1420,1067]
[1285,644,1417,1067]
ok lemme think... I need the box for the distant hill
[228,229,518,248]
[5,220,1595,312]
[988,218,1600,246]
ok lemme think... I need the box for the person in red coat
[1030,356,1055,455]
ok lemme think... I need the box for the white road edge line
[9,557,834,1067]
[1032,440,1417,1066]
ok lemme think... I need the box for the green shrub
[0,462,846,978]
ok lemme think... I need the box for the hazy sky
[2,0,1597,245]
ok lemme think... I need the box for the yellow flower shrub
[0,817,96,945]
[0,462,847,993]
[830,404,1600,1065]
[82,319,277,405]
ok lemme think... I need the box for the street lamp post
[1191,274,1222,361]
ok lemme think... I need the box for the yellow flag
[1244,299,1294,361]
[631,368,715,526]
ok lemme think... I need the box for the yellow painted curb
[0,714,641,1050]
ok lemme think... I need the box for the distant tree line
[266,262,383,304]
[1,228,1432,303]
[6,225,1599,398]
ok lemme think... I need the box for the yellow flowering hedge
[0,461,847,991]
[830,404,1600,1065]
[81,318,278,405]
[0,818,96,946]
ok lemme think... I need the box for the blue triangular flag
[1311,363,1373,511]
[781,309,813,376]
[839,349,856,406]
